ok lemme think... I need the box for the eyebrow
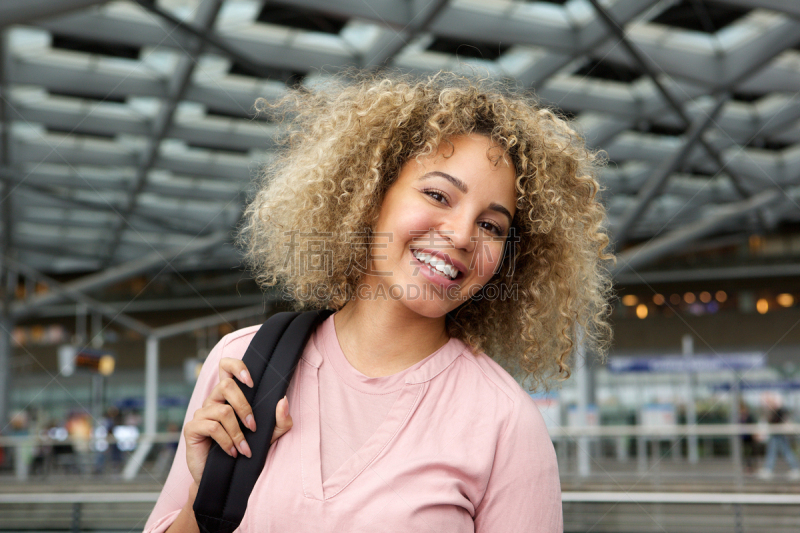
[419,171,514,225]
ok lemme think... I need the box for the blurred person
[31,421,57,477]
[146,71,613,533]
[65,411,92,475]
[41,418,74,476]
[758,405,800,480]
[125,409,143,429]
[9,410,33,480]
[165,422,179,454]
[93,406,122,475]
[739,401,756,473]
[154,422,181,477]
[109,407,124,470]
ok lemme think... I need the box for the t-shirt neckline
[315,312,464,393]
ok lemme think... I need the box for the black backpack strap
[193,309,334,533]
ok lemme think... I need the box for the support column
[556,402,568,469]
[731,372,743,482]
[0,314,10,433]
[575,330,591,477]
[123,335,158,480]
[637,382,648,473]
[683,334,699,464]
[145,335,158,438]
[75,303,87,345]
[0,30,12,431]
[91,312,103,348]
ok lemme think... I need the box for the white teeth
[412,250,458,280]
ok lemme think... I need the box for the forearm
[164,483,200,533]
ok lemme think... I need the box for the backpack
[193,309,334,533]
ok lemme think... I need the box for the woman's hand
[183,357,294,487]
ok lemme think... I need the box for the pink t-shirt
[144,313,563,532]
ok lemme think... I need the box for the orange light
[716,290,727,303]
[699,291,711,303]
[636,304,648,319]
[684,292,696,304]
[622,295,638,307]
[30,325,44,342]
[757,299,768,314]
[670,294,681,305]
[777,293,794,307]
[98,355,115,376]
[653,294,665,305]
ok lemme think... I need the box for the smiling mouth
[411,249,464,281]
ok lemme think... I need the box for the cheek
[471,241,506,281]
[383,207,439,246]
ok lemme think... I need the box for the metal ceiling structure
[0,0,799,283]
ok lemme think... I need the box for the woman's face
[367,134,517,318]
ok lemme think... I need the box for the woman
[144,71,612,532]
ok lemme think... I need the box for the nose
[439,210,476,253]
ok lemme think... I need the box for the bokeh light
[622,295,638,306]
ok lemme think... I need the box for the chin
[396,289,460,319]
[403,301,452,319]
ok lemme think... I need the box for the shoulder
[212,324,262,360]
[195,325,261,386]
[183,325,264,423]
[450,347,560,520]
[451,346,550,443]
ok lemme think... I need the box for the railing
[0,431,181,448]
[3,425,798,481]
[546,422,800,437]
[2,424,797,448]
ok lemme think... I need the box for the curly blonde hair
[237,70,614,390]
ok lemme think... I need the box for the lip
[410,251,463,288]
[409,248,466,288]
[410,248,467,276]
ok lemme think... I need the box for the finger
[210,403,252,458]
[219,357,253,388]
[271,396,293,445]
[190,419,239,458]
[204,378,256,432]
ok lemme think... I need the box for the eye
[479,220,504,236]
[422,188,449,204]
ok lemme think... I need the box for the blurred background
[0,0,799,531]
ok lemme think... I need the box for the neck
[333,291,450,378]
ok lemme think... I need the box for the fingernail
[229,446,237,458]
[239,439,252,458]
[246,414,255,432]
[283,396,289,418]
[240,370,251,386]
